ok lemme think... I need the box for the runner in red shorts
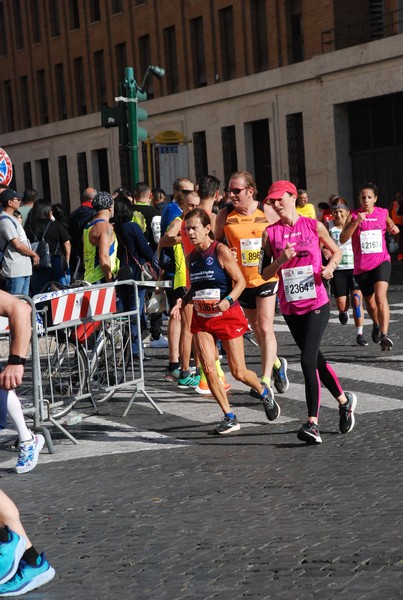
[171,208,279,434]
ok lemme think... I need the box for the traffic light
[136,88,148,143]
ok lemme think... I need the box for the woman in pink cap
[260,180,358,444]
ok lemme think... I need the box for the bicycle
[16,281,133,421]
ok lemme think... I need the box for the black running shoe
[371,324,381,344]
[356,334,369,346]
[380,334,393,351]
[339,311,349,325]
[339,391,357,434]
[272,357,289,393]
[261,385,280,421]
[297,421,322,444]
[214,414,240,435]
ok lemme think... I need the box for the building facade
[0,0,402,211]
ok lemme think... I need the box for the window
[111,0,123,14]
[58,156,70,213]
[77,152,88,194]
[74,57,87,115]
[31,0,41,43]
[13,0,24,50]
[115,43,127,83]
[48,0,60,37]
[0,3,7,55]
[190,17,207,87]
[290,0,304,63]
[221,126,237,185]
[23,162,33,189]
[287,113,306,189]
[36,69,49,124]
[94,50,107,109]
[3,80,15,131]
[219,7,236,81]
[19,76,31,128]
[163,26,179,94]
[69,0,80,29]
[250,0,269,72]
[193,131,208,180]
[90,0,101,23]
[55,64,67,119]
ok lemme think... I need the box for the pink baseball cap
[264,180,298,202]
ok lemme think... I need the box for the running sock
[273,357,282,370]
[215,359,224,378]
[356,326,363,335]
[22,546,40,566]
[261,375,271,388]
[226,412,235,419]
[0,527,9,542]
[195,367,200,376]
[5,390,32,443]
[169,362,180,373]
[180,370,190,379]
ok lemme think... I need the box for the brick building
[0,0,402,211]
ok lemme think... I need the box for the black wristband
[7,355,26,366]
[224,295,234,306]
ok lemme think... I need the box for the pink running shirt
[350,206,390,275]
[266,216,329,315]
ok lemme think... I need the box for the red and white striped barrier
[50,287,117,324]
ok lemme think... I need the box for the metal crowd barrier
[0,295,52,449]
[15,280,163,446]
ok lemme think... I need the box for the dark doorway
[348,92,403,207]
[97,149,110,192]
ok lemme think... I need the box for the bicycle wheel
[18,333,88,420]
[92,321,131,392]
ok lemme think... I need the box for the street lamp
[124,65,165,188]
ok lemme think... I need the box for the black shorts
[355,260,391,297]
[330,269,360,299]
[239,281,279,310]
[165,282,187,311]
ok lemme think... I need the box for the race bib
[240,238,261,267]
[360,229,382,254]
[283,265,317,303]
[338,244,354,269]
[193,288,222,318]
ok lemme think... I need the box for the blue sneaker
[261,385,281,421]
[0,554,55,596]
[0,529,26,585]
[14,433,45,475]
[272,357,289,394]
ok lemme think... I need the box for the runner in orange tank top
[215,171,290,405]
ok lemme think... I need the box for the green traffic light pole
[125,66,140,189]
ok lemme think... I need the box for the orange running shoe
[195,375,231,395]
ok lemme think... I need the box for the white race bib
[193,288,221,318]
[283,265,317,303]
[240,238,261,267]
[360,229,382,254]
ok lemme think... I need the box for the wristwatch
[7,354,26,365]
[224,295,234,306]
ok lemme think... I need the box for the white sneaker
[15,433,45,474]
[150,335,169,349]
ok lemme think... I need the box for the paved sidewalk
[1,268,402,599]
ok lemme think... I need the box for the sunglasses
[179,189,194,194]
[228,187,249,195]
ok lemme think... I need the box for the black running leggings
[283,303,343,419]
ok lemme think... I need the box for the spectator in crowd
[296,189,316,219]
[68,188,97,279]
[25,199,71,294]
[151,187,169,213]
[19,189,38,226]
[0,189,39,295]
[388,191,403,261]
